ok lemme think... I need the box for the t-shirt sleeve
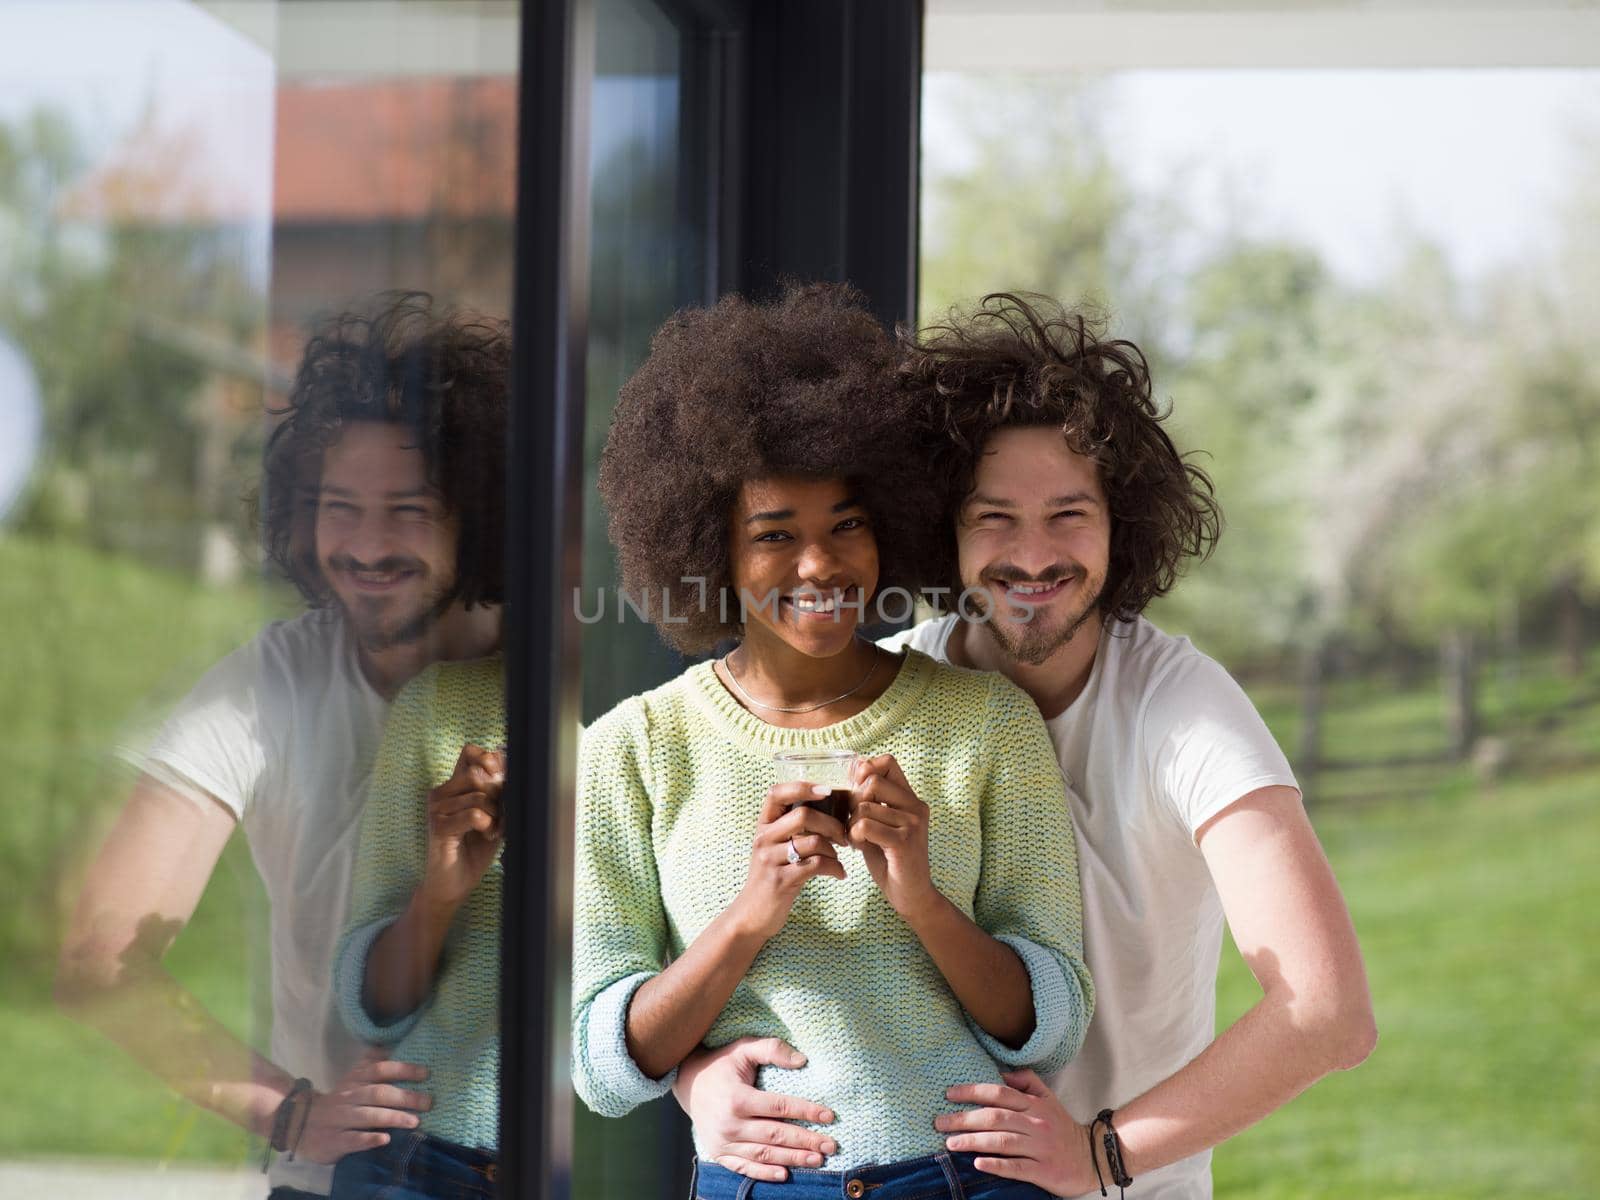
[1145,652,1299,839]
[570,700,676,1117]
[135,641,267,820]
[967,676,1095,1075]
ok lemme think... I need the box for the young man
[672,293,1375,1198]
[55,294,508,1199]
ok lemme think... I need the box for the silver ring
[785,837,802,865]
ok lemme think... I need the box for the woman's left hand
[849,754,937,916]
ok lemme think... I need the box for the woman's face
[729,475,880,660]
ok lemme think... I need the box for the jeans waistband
[692,1151,1035,1200]
[333,1130,498,1198]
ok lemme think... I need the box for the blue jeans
[330,1132,498,1199]
[692,1154,1051,1200]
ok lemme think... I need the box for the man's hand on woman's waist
[672,1037,838,1182]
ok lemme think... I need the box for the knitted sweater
[333,657,506,1151]
[572,649,1093,1168]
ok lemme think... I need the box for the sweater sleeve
[965,675,1094,1074]
[570,699,676,1117]
[334,668,437,1044]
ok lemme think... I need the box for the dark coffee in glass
[802,788,852,824]
[773,749,858,826]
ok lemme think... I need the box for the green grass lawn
[1212,762,1600,1198]
[2,533,1596,1196]
[0,833,265,1166]
[1217,657,1600,1196]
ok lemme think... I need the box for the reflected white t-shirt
[882,615,1298,1200]
[139,609,388,1196]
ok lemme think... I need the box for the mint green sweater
[572,649,1093,1168]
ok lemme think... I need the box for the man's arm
[56,775,292,1134]
[57,774,429,1161]
[937,785,1376,1192]
[1106,785,1376,1174]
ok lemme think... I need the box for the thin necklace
[723,646,879,714]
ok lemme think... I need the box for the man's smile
[989,576,1073,609]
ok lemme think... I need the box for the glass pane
[1,3,276,1192]
[581,0,695,725]
[0,1,519,1194]
[922,6,1600,1191]
[573,2,703,1199]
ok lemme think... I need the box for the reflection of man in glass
[56,293,507,1200]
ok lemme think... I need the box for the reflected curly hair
[899,292,1220,621]
[599,283,944,654]
[258,291,508,609]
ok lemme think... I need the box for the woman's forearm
[904,893,1035,1048]
[362,889,459,1025]
[624,906,769,1081]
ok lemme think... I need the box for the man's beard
[971,566,1105,667]
[326,555,458,652]
[347,585,457,652]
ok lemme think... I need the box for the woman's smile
[780,586,865,623]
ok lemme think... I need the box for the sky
[1109,69,1599,285]
[2,4,1598,515]
[0,1,274,198]
[923,68,1600,287]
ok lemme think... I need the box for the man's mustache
[985,567,1078,588]
[326,555,425,575]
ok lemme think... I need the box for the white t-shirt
[882,615,1298,1200]
[138,609,389,1195]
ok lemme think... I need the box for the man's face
[956,425,1111,666]
[313,421,460,652]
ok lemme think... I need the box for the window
[923,2,1600,1190]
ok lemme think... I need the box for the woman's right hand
[419,744,505,912]
[730,782,849,941]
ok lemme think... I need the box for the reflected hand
[421,744,505,911]
[730,782,849,942]
[848,754,935,916]
[294,1053,433,1165]
[673,1038,838,1181]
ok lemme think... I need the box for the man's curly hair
[599,283,944,654]
[899,292,1220,621]
[259,291,508,609]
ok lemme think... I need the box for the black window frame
[499,4,923,1197]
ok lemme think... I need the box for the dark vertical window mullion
[845,0,922,325]
[502,1,593,1198]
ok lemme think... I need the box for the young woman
[573,284,1094,1200]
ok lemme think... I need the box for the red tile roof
[61,77,518,225]
[273,77,517,221]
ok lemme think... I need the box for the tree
[0,105,263,576]
[919,75,1181,362]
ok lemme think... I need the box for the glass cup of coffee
[773,749,858,825]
